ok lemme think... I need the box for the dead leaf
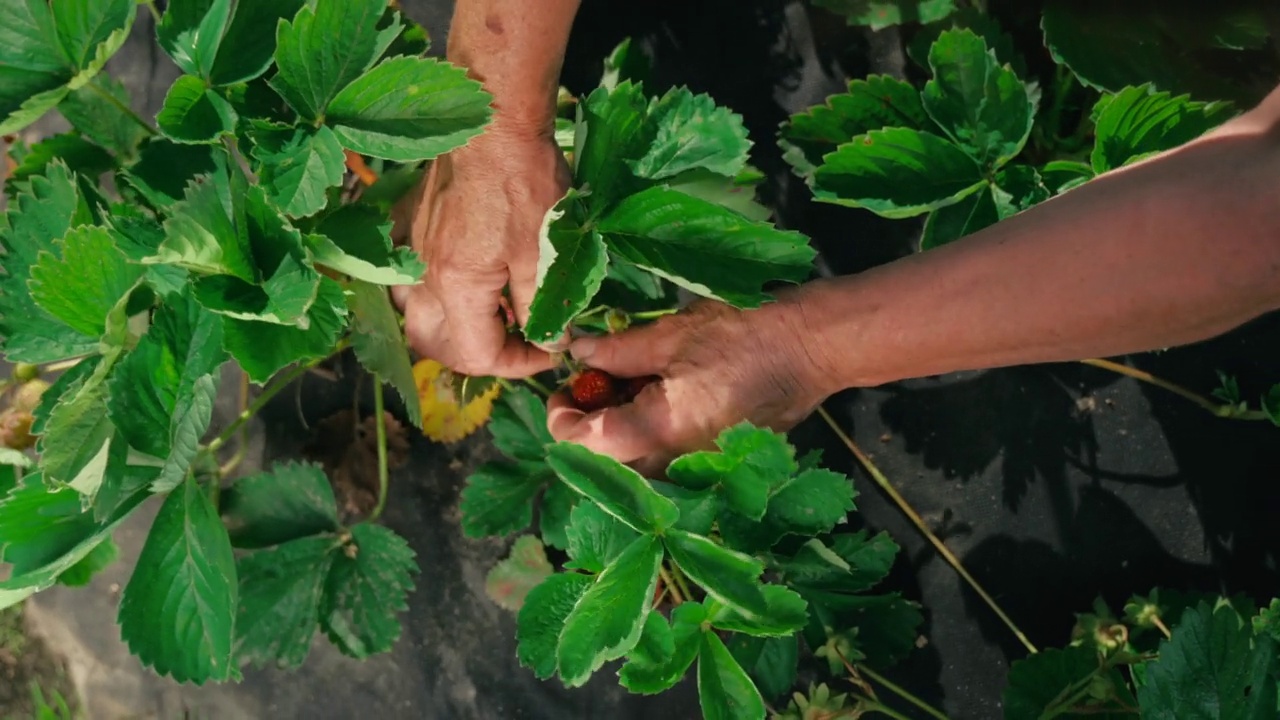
[413,358,500,443]
[484,535,553,612]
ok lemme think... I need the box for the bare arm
[800,84,1280,394]
[548,83,1280,468]
[396,0,581,377]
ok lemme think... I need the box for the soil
[0,605,78,720]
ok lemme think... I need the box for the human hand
[545,291,839,475]
[392,127,571,377]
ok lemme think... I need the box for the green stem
[658,564,685,604]
[858,697,915,720]
[856,664,950,720]
[87,79,155,137]
[631,308,679,321]
[141,0,161,23]
[1079,358,1269,420]
[520,376,554,397]
[670,562,695,602]
[370,376,391,521]
[818,406,1039,655]
[205,347,340,455]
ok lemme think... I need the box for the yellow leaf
[413,358,500,443]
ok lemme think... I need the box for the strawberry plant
[0,0,492,684]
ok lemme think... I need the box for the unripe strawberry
[10,378,50,413]
[569,369,620,413]
[0,409,35,450]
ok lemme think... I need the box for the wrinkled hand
[392,128,571,377]
[546,292,837,475]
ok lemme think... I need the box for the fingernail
[570,337,597,361]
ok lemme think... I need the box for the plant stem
[817,405,1039,655]
[205,359,318,454]
[87,79,156,137]
[659,565,685,604]
[1150,614,1173,640]
[370,376,391,521]
[631,308,679,321]
[520,375,554,397]
[41,357,85,374]
[670,562,695,601]
[856,664,951,720]
[217,370,252,478]
[141,0,161,23]
[1079,358,1268,420]
[859,698,915,720]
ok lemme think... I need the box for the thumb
[568,319,679,378]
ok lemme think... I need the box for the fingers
[546,390,670,465]
[568,318,680,378]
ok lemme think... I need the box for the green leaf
[35,372,117,497]
[564,500,641,573]
[234,535,333,669]
[710,585,808,638]
[1090,84,1235,174]
[666,423,797,520]
[1003,645,1138,720]
[0,474,146,611]
[557,535,664,687]
[118,476,238,684]
[777,531,899,594]
[621,601,707,694]
[222,276,348,383]
[656,484,718,536]
[574,82,654,214]
[56,535,118,587]
[811,127,984,218]
[157,0,232,79]
[56,77,148,157]
[922,29,1034,170]
[488,386,553,463]
[664,169,770,222]
[992,165,1049,218]
[157,74,237,144]
[526,190,608,344]
[120,139,219,210]
[728,635,798,703]
[484,535,553,612]
[325,56,493,162]
[1253,599,1280,642]
[1137,602,1278,719]
[906,8,1026,77]
[211,0,307,85]
[107,289,225,492]
[152,160,255,281]
[600,37,652,92]
[516,572,593,680]
[0,163,99,363]
[0,0,136,135]
[545,442,679,534]
[28,225,143,338]
[306,203,425,285]
[7,132,114,186]
[812,0,956,29]
[1041,160,1094,195]
[698,631,766,720]
[1261,385,1280,427]
[346,279,421,428]
[458,462,550,539]
[598,186,815,307]
[721,469,857,553]
[269,0,395,121]
[1041,0,1270,105]
[219,461,340,549]
[779,74,930,178]
[320,523,418,659]
[665,529,770,620]
[919,183,998,251]
[630,86,751,180]
[538,480,578,551]
[158,0,305,86]
[249,124,345,218]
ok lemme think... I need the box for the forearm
[800,96,1280,391]
[447,0,581,137]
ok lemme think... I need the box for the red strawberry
[621,375,659,402]
[570,369,620,412]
